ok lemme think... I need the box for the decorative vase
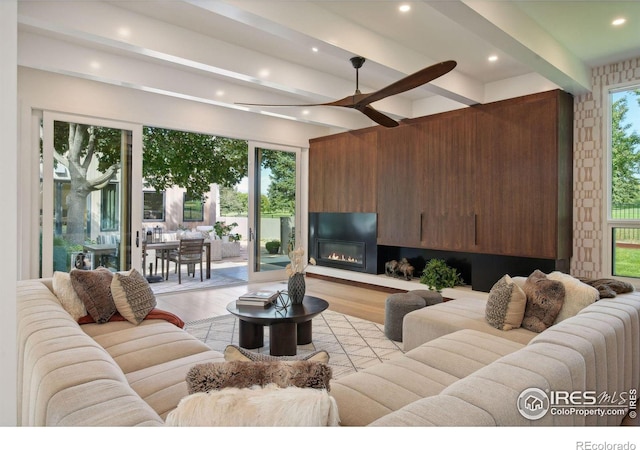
[288,273,306,305]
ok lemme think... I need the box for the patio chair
[168,238,204,284]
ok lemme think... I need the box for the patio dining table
[143,240,213,280]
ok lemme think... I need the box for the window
[143,191,165,221]
[101,183,119,231]
[183,192,204,221]
[608,86,640,279]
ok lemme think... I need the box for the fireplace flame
[327,252,361,264]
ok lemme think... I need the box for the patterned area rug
[184,310,404,379]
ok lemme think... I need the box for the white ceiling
[16,0,640,131]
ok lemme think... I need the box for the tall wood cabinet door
[474,93,559,258]
[309,130,377,213]
[416,111,476,251]
[376,125,423,247]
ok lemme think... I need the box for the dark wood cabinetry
[415,109,476,251]
[308,89,573,282]
[308,129,377,213]
[473,90,573,259]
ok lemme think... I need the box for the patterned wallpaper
[572,56,640,278]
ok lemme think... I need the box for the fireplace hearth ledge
[306,266,489,301]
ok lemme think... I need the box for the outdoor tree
[52,123,248,245]
[53,122,122,245]
[220,185,248,216]
[261,149,296,214]
[611,90,640,206]
[143,127,248,197]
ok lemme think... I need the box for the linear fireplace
[309,212,377,274]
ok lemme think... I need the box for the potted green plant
[420,259,464,292]
[214,221,238,242]
[265,240,280,254]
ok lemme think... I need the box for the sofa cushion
[521,270,565,332]
[70,267,116,323]
[485,275,526,331]
[84,320,214,373]
[330,329,524,426]
[111,268,157,324]
[402,297,536,351]
[126,350,225,420]
[547,271,599,323]
[52,271,87,321]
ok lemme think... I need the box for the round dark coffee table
[226,295,329,356]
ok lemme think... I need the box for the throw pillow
[52,271,87,321]
[111,268,157,325]
[224,344,330,364]
[70,267,116,324]
[186,360,332,394]
[521,270,565,333]
[485,274,527,331]
[547,271,599,323]
[166,384,340,427]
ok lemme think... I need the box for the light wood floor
[154,276,390,324]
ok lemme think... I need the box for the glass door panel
[41,113,142,277]
[248,142,300,282]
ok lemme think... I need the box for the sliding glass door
[247,142,301,282]
[41,112,143,277]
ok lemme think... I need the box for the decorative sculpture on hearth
[384,258,414,281]
[397,258,414,280]
[385,260,398,277]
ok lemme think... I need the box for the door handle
[136,231,139,248]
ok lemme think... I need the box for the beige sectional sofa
[17,278,225,426]
[331,288,640,426]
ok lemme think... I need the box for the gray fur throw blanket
[186,360,332,394]
[577,277,635,299]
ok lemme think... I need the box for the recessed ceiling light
[399,4,411,13]
[259,69,270,78]
[117,27,131,38]
[612,17,626,26]
[90,61,101,69]
[312,47,319,53]
[488,55,498,62]
[302,110,310,116]
[215,90,225,97]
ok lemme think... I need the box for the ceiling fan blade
[360,105,399,128]
[235,101,332,107]
[356,60,457,107]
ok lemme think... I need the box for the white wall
[1,0,18,427]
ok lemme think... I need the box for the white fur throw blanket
[166,383,340,426]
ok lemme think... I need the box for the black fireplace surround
[309,212,567,292]
[308,213,377,274]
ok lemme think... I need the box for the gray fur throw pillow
[521,270,565,333]
[186,360,332,394]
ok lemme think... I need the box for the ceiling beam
[429,0,592,95]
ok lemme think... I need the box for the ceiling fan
[236,57,457,127]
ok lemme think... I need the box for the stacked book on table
[236,290,279,308]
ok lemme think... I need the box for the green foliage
[419,259,464,292]
[220,185,248,216]
[143,127,248,200]
[612,90,640,205]
[260,149,296,214]
[265,240,281,254]
[214,221,238,239]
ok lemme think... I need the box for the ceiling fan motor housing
[350,56,366,69]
